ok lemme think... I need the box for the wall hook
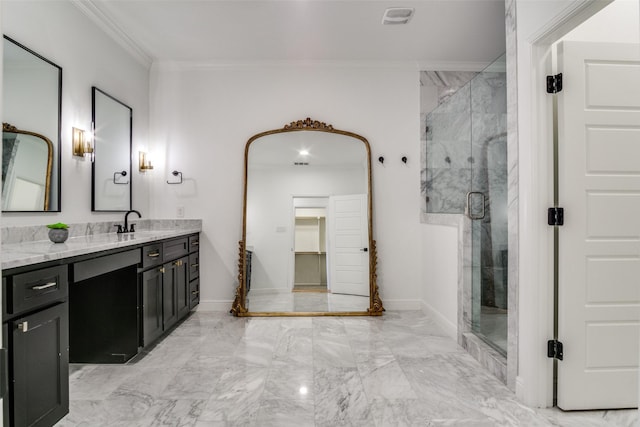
[113,170,129,185]
[378,156,385,164]
[167,170,183,184]
[401,156,408,164]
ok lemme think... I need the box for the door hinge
[547,339,564,360]
[548,207,564,226]
[546,73,563,93]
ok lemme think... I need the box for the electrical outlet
[176,206,184,218]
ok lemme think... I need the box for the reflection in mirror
[231,118,384,316]
[92,87,132,211]
[2,123,53,210]
[2,36,61,211]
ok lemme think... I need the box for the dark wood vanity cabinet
[2,265,69,427]
[1,231,200,426]
[140,234,199,347]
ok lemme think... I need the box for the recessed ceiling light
[299,149,309,156]
[382,7,415,25]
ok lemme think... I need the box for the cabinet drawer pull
[147,251,160,258]
[174,260,183,267]
[191,241,199,246]
[191,263,199,268]
[191,291,199,295]
[18,322,28,332]
[31,282,57,291]
[159,267,165,273]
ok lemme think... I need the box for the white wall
[421,223,459,337]
[1,1,150,225]
[149,64,422,310]
[563,0,639,42]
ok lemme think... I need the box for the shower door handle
[466,191,485,220]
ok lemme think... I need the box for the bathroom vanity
[1,222,201,427]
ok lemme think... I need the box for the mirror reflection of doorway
[293,206,328,293]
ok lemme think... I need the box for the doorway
[551,6,640,409]
[525,0,640,410]
[293,207,328,293]
[291,197,330,293]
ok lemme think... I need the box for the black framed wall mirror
[2,36,62,212]
[231,118,384,317]
[91,87,132,211]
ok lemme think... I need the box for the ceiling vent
[382,7,415,25]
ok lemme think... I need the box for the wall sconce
[139,151,154,172]
[72,127,93,157]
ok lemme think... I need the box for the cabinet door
[162,261,179,331]
[175,257,190,321]
[12,302,69,427]
[142,267,163,346]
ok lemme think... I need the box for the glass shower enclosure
[424,54,508,355]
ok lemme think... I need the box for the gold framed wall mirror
[231,118,384,316]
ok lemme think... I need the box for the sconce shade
[139,151,154,171]
[72,127,93,156]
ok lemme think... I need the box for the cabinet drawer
[189,278,199,309]
[9,265,68,316]
[188,234,200,253]
[163,238,188,262]
[189,253,200,281]
[142,244,163,269]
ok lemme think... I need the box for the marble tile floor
[247,291,370,313]
[56,311,638,427]
[476,307,508,355]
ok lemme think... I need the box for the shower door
[423,54,508,355]
[468,56,508,355]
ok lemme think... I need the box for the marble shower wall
[420,71,477,214]
[421,62,508,311]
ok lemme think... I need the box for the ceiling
[76,0,506,68]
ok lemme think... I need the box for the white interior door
[556,40,640,410]
[328,194,369,296]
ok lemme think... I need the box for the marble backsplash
[1,219,202,245]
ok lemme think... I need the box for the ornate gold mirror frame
[231,118,383,317]
[2,122,54,210]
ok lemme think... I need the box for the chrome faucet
[123,210,141,233]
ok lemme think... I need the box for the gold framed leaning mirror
[2,123,54,210]
[231,118,384,316]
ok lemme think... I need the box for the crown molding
[152,59,491,72]
[70,0,153,68]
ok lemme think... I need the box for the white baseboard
[197,300,234,311]
[515,376,526,402]
[420,300,457,339]
[382,299,422,311]
[198,298,423,312]
[247,288,290,296]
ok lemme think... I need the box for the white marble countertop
[2,228,201,271]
